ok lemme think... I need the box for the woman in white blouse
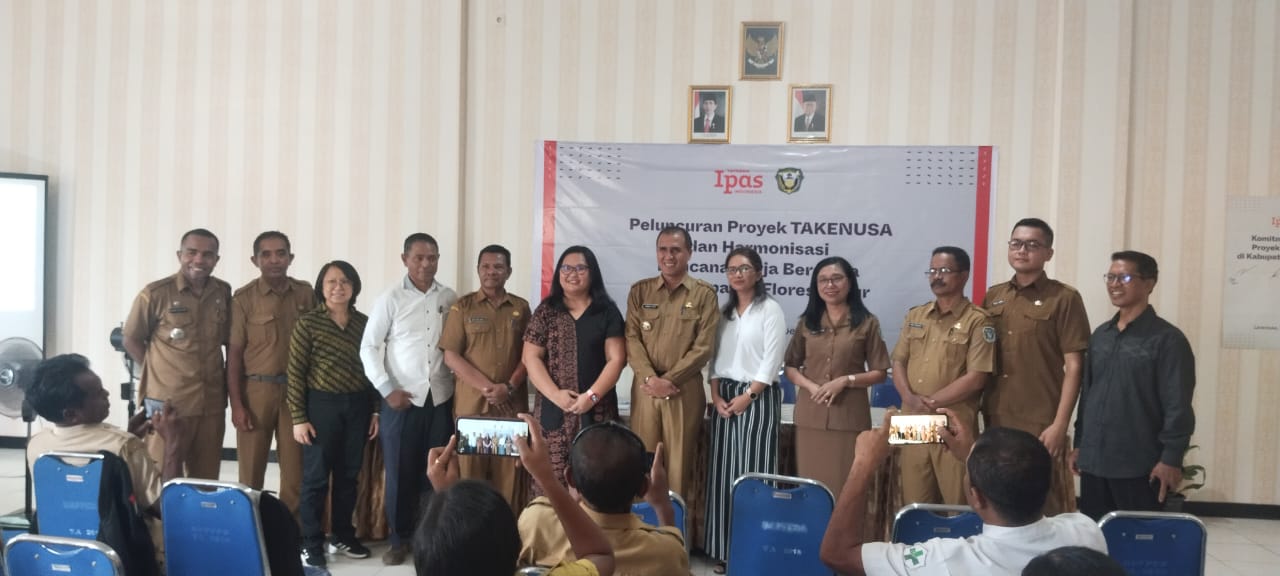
[703,246,787,573]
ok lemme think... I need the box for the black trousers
[299,390,371,547]
[380,395,454,545]
[1079,472,1163,521]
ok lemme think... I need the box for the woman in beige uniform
[784,256,890,496]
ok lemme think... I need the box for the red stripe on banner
[972,146,994,304]
[540,141,558,299]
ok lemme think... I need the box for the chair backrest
[869,376,902,409]
[629,490,690,552]
[727,473,835,576]
[161,479,271,576]
[32,452,105,540]
[1099,511,1207,576]
[4,533,122,576]
[891,503,983,545]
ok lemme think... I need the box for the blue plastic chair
[161,479,270,576]
[869,375,902,409]
[4,533,122,576]
[32,452,105,540]
[778,373,798,404]
[727,473,835,576]
[629,490,690,551]
[1099,511,1207,576]
[891,503,983,544]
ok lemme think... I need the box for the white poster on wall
[531,142,997,352]
[1223,196,1280,349]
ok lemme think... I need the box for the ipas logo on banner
[714,169,766,194]
[775,167,804,194]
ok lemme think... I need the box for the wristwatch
[748,391,759,401]
[847,374,857,384]
[589,391,600,404]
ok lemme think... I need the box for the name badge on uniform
[170,328,187,341]
[467,316,488,324]
[641,321,652,331]
[642,303,658,310]
[989,299,1005,306]
[169,301,189,314]
[908,322,924,329]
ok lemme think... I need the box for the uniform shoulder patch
[983,326,997,343]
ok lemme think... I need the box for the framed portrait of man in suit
[689,86,732,144]
[741,22,784,80]
[788,84,832,143]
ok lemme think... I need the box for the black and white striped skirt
[703,378,782,561]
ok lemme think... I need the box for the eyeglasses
[1007,239,1046,252]
[925,268,960,277]
[559,264,591,276]
[817,275,847,287]
[571,419,644,450]
[727,265,756,276]
[1103,273,1145,285]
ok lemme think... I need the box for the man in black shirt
[1071,250,1196,520]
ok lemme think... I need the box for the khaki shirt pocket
[944,330,971,366]
[247,314,277,350]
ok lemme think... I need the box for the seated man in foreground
[417,413,615,576]
[25,354,184,569]
[519,424,688,574]
[820,409,1106,575]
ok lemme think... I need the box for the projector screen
[0,173,47,350]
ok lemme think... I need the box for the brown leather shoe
[382,543,411,566]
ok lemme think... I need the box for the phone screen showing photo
[455,417,530,458]
[143,397,164,419]
[888,414,949,445]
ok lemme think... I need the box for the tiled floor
[7,448,1278,575]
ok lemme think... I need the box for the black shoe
[327,537,371,559]
[301,546,327,568]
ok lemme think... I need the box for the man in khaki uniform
[983,219,1090,516]
[519,424,687,575]
[124,228,231,479]
[439,244,531,511]
[892,246,995,505]
[227,231,315,514]
[625,226,719,499]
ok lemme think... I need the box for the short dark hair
[1111,250,1159,283]
[252,231,291,255]
[569,422,648,514]
[413,480,520,576]
[932,246,971,272]
[966,427,1052,526]
[1012,218,1055,247]
[657,226,693,251]
[180,228,220,252]
[1022,546,1126,576]
[722,246,769,320]
[27,354,93,423]
[314,260,363,306]
[404,233,439,254]
[477,244,511,267]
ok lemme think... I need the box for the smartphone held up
[455,416,530,458]
[888,414,949,445]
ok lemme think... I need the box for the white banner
[531,142,997,350]
[1224,197,1280,349]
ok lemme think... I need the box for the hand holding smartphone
[455,416,530,457]
[143,397,165,419]
[887,414,949,445]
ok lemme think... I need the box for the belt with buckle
[247,374,288,384]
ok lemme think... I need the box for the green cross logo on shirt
[904,546,927,569]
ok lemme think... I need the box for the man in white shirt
[820,409,1106,576]
[360,233,458,565]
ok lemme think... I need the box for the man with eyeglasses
[891,246,995,506]
[517,422,688,574]
[1071,251,1195,520]
[982,218,1090,516]
[624,226,720,502]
